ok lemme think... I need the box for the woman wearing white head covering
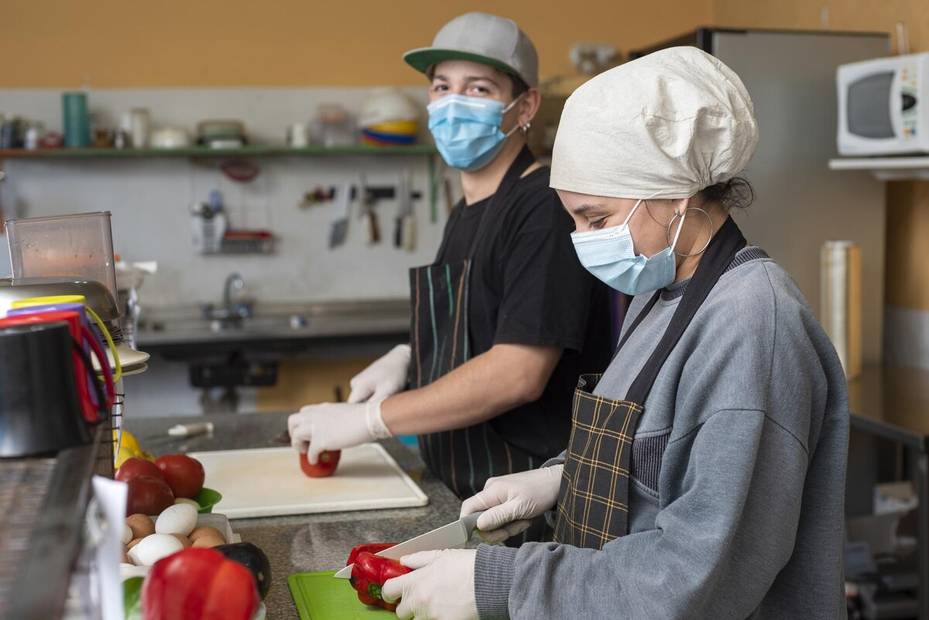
[382,47,849,620]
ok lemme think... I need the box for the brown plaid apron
[554,216,747,549]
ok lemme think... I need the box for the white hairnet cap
[550,46,759,200]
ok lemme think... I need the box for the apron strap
[435,146,537,261]
[613,291,661,357]
[624,216,746,405]
[467,145,537,258]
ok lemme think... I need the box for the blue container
[62,91,90,148]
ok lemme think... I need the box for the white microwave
[837,52,929,155]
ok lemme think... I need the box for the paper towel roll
[820,241,862,378]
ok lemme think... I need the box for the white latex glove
[287,400,392,464]
[459,465,564,544]
[382,549,478,620]
[348,344,412,404]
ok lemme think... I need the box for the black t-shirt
[436,166,613,459]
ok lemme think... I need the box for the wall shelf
[828,156,929,181]
[0,144,437,159]
[0,144,442,221]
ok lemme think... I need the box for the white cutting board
[189,444,429,519]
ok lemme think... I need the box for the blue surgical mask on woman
[571,199,686,295]
[427,93,523,171]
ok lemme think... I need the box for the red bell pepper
[349,551,411,611]
[142,547,260,620]
[346,543,397,567]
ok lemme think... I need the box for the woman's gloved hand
[347,344,412,404]
[382,549,478,620]
[459,465,564,543]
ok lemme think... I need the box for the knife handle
[461,510,485,534]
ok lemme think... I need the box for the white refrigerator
[632,28,890,363]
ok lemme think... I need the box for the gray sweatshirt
[474,249,849,619]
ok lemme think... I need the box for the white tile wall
[0,87,451,308]
[0,87,452,417]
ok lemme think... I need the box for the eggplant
[215,542,272,599]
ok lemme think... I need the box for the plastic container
[311,103,356,147]
[6,211,119,305]
[0,322,91,457]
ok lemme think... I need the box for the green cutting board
[288,570,396,619]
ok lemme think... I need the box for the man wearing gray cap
[288,12,610,543]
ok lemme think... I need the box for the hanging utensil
[402,171,416,251]
[443,177,454,215]
[394,171,416,251]
[358,173,380,245]
[328,182,351,249]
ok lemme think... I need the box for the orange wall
[713,0,929,312]
[2,0,711,87]
[714,0,928,51]
[8,0,927,311]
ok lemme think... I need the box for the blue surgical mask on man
[571,199,687,295]
[427,94,523,171]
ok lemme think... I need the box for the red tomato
[127,475,175,515]
[116,457,164,484]
[155,454,205,499]
[142,547,259,620]
[300,450,341,478]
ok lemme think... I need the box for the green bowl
[195,487,222,513]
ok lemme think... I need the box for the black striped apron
[554,216,746,548]
[409,148,548,542]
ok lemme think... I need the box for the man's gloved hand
[347,344,412,404]
[459,465,564,543]
[287,400,393,464]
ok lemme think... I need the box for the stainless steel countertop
[136,299,410,347]
[124,412,460,619]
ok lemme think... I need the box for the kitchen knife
[333,510,485,579]
[327,183,351,249]
[394,170,414,250]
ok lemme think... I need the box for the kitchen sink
[135,299,411,356]
[150,312,309,337]
[205,312,308,333]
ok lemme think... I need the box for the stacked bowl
[359,88,419,147]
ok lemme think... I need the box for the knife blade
[333,511,484,579]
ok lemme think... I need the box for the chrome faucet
[201,272,253,323]
[224,273,244,312]
[222,272,252,319]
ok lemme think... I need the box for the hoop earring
[667,207,713,257]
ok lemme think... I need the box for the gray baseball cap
[403,12,539,88]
